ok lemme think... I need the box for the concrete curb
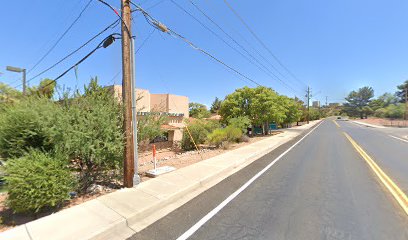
[0,120,321,240]
[353,120,386,128]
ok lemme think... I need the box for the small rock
[69,192,78,198]
[86,184,103,194]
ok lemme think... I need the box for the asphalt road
[130,119,408,240]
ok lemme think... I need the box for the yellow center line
[332,120,340,128]
[343,132,408,216]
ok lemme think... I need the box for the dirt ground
[356,117,408,127]
[0,131,282,232]
[138,132,282,181]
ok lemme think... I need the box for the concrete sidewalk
[0,120,321,240]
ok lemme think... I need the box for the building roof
[161,124,181,130]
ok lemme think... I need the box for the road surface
[130,119,408,240]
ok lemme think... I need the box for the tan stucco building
[108,85,189,143]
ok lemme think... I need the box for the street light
[6,66,26,95]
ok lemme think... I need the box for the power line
[97,0,132,39]
[37,34,120,91]
[199,1,304,91]
[136,28,156,53]
[27,0,94,75]
[223,0,307,88]
[132,3,261,86]
[108,27,156,86]
[186,0,302,95]
[22,19,120,87]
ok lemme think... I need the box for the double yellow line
[344,132,408,215]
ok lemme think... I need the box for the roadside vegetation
[0,78,169,214]
[0,81,325,219]
[182,86,325,151]
[342,80,408,119]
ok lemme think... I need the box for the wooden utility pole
[405,87,408,120]
[306,86,310,124]
[121,0,135,188]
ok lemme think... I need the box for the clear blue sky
[1,0,408,106]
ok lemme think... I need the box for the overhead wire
[108,27,156,86]
[223,0,307,88]
[27,0,94,75]
[186,0,302,96]
[97,0,132,39]
[36,34,120,91]
[131,2,261,86]
[21,19,120,87]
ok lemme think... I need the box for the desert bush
[56,79,124,191]
[181,119,219,150]
[374,108,387,118]
[137,113,167,144]
[225,126,242,142]
[207,126,242,147]
[207,129,227,147]
[0,97,62,158]
[5,150,75,213]
[385,104,404,119]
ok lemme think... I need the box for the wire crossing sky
[1,0,408,106]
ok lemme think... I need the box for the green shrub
[0,97,62,158]
[225,126,243,142]
[228,116,251,133]
[181,120,220,150]
[207,129,227,147]
[374,108,387,118]
[56,79,124,191]
[137,113,167,144]
[207,126,242,147]
[5,150,75,213]
[385,104,404,119]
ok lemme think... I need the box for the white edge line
[176,121,324,240]
[389,135,408,143]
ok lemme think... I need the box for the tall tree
[344,86,374,118]
[210,97,222,114]
[220,86,294,134]
[189,102,210,119]
[369,92,398,111]
[396,80,408,103]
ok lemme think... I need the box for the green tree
[28,78,56,99]
[227,116,251,133]
[219,86,254,124]
[189,102,210,118]
[396,80,408,103]
[369,93,398,111]
[210,97,222,113]
[344,86,374,118]
[283,97,303,125]
[220,86,289,134]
